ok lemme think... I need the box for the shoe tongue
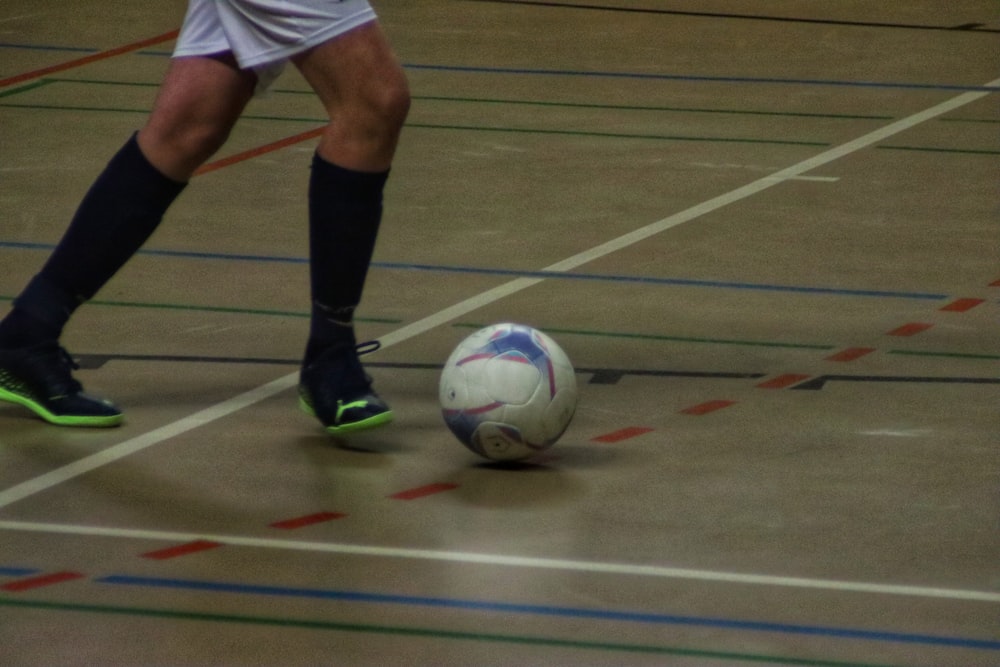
[35,344,84,395]
[355,340,381,356]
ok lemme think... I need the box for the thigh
[291,21,409,170]
[291,20,407,120]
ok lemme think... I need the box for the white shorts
[174,0,378,90]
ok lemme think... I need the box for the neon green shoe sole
[0,386,123,428]
[0,343,123,428]
[298,395,393,435]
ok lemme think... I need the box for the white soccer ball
[439,323,578,461]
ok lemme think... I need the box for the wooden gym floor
[0,1,997,665]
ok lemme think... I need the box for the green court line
[0,598,903,667]
[0,101,327,124]
[0,79,55,98]
[0,295,401,325]
[88,298,312,319]
[44,78,896,120]
[405,122,831,146]
[0,102,148,114]
[380,93,896,121]
[0,101,827,147]
[46,77,159,88]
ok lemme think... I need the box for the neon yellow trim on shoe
[298,395,393,435]
[0,387,123,428]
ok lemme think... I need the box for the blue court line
[96,574,1000,651]
[0,241,949,301]
[0,567,40,577]
[376,262,950,300]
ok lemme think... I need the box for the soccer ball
[439,323,578,461]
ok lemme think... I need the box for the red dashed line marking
[1,571,85,592]
[940,298,985,312]
[592,426,654,443]
[681,400,736,415]
[826,347,876,362]
[989,279,1000,287]
[390,483,459,500]
[887,322,933,337]
[756,374,811,389]
[141,540,223,560]
[270,512,347,530]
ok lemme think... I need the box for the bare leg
[292,21,410,172]
[139,52,257,181]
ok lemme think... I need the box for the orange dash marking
[940,298,984,313]
[141,540,223,560]
[681,400,736,416]
[887,322,933,337]
[756,374,811,389]
[390,483,459,500]
[592,426,654,443]
[826,347,875,362]
[1,571,86,592]
[270,512,347,530]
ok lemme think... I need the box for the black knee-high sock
[0,134,185,348]
[305,153,388,364]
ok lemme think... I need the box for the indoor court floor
[1,1,998,665]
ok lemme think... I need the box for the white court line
[1,78,997,551]
[764,175,841,182]
[1,519,998,603]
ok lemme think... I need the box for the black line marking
[73,354,997,390]
[468,0,1000,34]
[74,354,298,370]
[582,368,764,385]
[792,375,1000,391]
[73,354,762,384]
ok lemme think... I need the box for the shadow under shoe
[298,340,393,435]
[0,342,123,427]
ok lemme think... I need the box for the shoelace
[356,340,381,356]
[29,344,84,396]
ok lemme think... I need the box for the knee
[372,70,411,135]
[159,121,232,164]
[139,118,233,179]
[339,71,410,157]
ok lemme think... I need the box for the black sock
[0,274,80,348]
[0,133,185,348]
[305,154,388,364]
